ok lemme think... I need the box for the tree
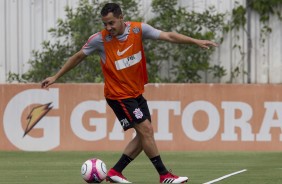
[8,0,140,83]
[144,0,226,83]
[8,0,226,83]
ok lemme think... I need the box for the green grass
[0,151,281,184]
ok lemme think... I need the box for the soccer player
[41,3,217,183]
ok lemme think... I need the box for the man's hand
[195,40,218,49]
[41,76,57,88]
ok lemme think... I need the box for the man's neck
[117,22,126,35]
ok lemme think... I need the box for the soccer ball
[81,158,107,183]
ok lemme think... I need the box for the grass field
[0,151,281,184]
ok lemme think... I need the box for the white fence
[1,0,282,83]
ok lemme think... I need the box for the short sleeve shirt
[82,22,161,99]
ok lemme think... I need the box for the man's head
[101,3,125,36]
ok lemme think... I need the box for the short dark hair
[101,3,122,17]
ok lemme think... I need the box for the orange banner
[0,84,282,151]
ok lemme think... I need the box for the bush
[8,0,226,83]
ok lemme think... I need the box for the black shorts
[106,95,151,131]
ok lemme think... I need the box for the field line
[203,169,247,184]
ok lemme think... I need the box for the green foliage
[8,0,140,83]
[224,0,282,82]
[8,0,226,83]
[231,0,282,40]
[249,0,282,22]
[7,0,282,84]
[230,3,246,31]
[249,0,282,42]
[145,0,226,82]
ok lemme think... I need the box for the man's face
[102,12,124,36]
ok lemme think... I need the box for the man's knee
[135,119,154,137]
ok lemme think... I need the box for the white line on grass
[203,169,247,184]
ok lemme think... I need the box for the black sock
[150,155,168,175]
[113,154,133,173]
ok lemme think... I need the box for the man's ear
[119,14,124,20]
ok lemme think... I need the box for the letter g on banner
[3,88,59,151]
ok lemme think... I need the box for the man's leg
[106,134,143,183]
[123,133,143,159]
[112,118,165,174]
[133,119,168,175]
[106,96,188,183]
[133,119,159,157]
[112,134,143,173]
[134,120,189,183]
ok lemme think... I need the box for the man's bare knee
[134,120,154,138]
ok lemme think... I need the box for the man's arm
[159,31,218,49]
[41,50,87,88]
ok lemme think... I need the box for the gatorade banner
[0,84,282,151]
